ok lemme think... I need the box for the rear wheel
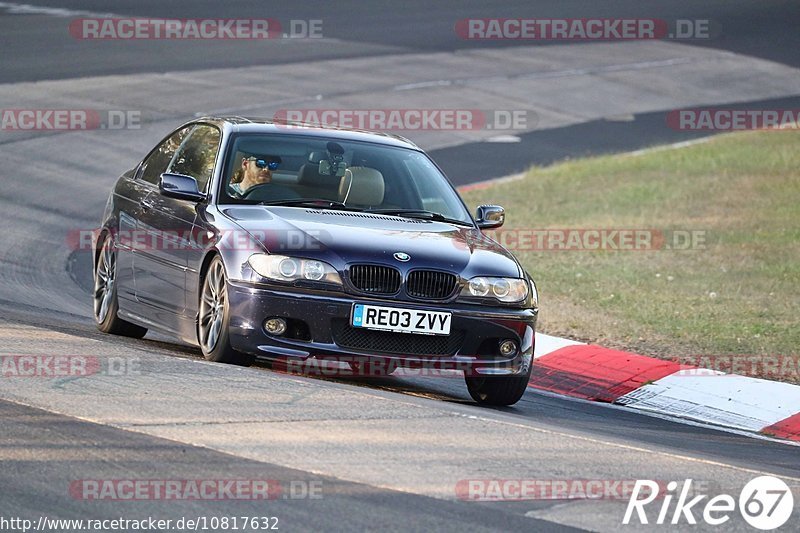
[198,256,253,366]
[93,234,148,338]
[465,363,532,406]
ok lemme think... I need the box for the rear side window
[168,124,221,192]
[139,126,193,185]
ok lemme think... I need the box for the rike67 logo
[624,476,794,529]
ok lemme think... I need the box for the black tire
[198,256,253,366]
[465,362,532,406]
[93,234,148,338]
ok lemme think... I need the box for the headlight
[461,277,529,303]
[529,279,539,309]
[248,254,342,285]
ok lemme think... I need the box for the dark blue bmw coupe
[93,117,538,405]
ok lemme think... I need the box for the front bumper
[226,281,537,376]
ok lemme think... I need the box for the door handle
[140,198,155,211]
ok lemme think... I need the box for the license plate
[351,304,451,336]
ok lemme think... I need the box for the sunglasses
[246,156,280,171]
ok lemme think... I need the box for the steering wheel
[242,183,302,202]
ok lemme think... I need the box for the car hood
[221,206,522,278]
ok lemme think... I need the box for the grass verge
[459,130,800,380]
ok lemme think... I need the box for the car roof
[193,116,421,151]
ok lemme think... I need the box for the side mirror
[158,173,206,202]
[475,205,505,229]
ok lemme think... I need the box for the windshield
[219,134,473,224]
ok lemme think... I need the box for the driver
[229,154,280,197]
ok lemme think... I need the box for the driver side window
[139,126,193,185]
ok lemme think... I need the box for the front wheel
[93,234,148,338]
[198,256,253,366]
[465,363,532,406]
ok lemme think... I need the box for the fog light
[499,339,517,356]
[264,317,287,336]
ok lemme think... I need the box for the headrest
[339,167,385,206]
[298,163,336,187]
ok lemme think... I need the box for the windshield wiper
[370,209,474,227]
[261,199,363,211]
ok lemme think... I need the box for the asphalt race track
[1,2,799,531]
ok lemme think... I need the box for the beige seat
[338,167,385,207]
